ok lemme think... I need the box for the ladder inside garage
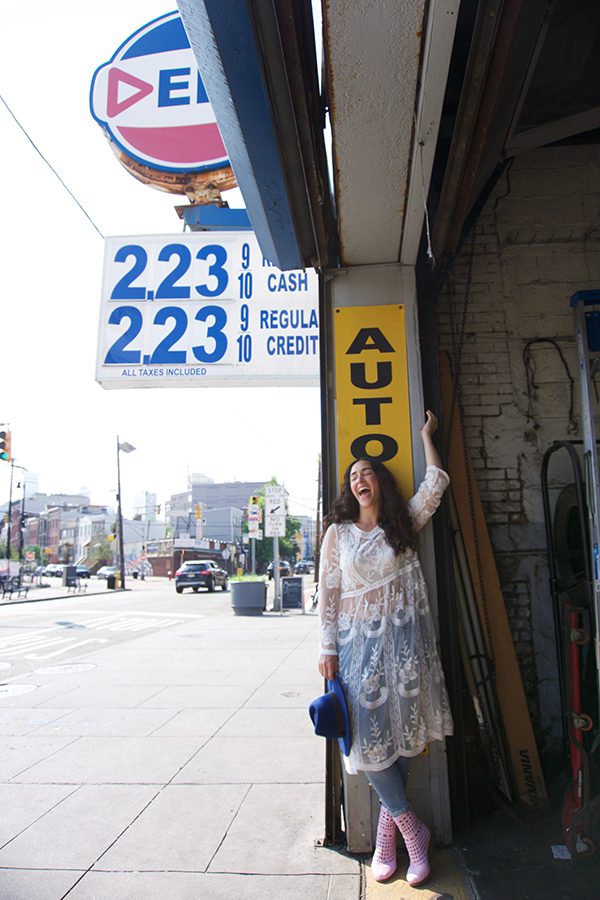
[543,290,600,856]
[571,289,600,722]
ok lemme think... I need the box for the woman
[318,411,453,886]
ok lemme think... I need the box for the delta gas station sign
[91,14,319,389]
[90,11,228,173]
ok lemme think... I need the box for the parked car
[45,564,63,577]
[76,565,91,579]
[267,560,292,579]
[175,560,228,593]
[294,561,314,575]
[96,565,116,580]
[33,565,47,577]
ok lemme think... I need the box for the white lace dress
[318,465,454,774]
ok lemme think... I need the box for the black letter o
[350,433,398,462]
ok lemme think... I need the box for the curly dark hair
[327,458,416,554]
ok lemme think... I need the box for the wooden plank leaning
[440,350,548,809]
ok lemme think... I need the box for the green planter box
[231,580,267,616]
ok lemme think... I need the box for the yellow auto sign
[334,304,413,499]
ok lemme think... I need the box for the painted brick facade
[437,145,600,762]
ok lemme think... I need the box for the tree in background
[0,538,19,561]
[88,534,114,567]
[23,544,41,563]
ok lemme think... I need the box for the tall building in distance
[166,479,267,538]
[133,491,157,521]
[188,472,214,488]
[295,515,316,561]
[192,480,266,511]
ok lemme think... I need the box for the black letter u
[350,361,392,389]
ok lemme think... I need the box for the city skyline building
[133,490,158,521]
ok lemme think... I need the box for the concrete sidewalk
[0,578,481,900]
[0,580,361,899]
[3,579,598,898]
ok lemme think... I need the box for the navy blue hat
[309,674,351,755]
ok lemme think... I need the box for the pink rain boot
[394,810,431,886]
[371,806,397,882]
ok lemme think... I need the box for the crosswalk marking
[0,635,65,654]
[81,615,182,631]
[0,612,185,665]
[24,638,109,660]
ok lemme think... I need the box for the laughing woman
[318,411,453,886]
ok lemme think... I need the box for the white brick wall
[437,145,600,761]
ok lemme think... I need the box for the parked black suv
[175,560,228,593]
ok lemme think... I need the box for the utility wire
[286,495,317,514]
[0,92,105,239]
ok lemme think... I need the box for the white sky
[0,2,322,520]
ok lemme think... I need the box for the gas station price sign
[96,232,319,388]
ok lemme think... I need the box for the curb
[0,587,129,607]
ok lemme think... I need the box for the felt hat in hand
[309,673,351,755]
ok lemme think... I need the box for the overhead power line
[0,93,105,239]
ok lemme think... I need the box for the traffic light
[0,430,11,462]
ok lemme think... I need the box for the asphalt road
[0,578,231,689]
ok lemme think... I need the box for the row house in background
[23,505,168,568]
[33,504,113,563]
[75,512,116,564]
[2,493,96,562]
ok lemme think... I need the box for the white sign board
[265,518,285,538]
[265,485,286,538]
[96,232,319,389]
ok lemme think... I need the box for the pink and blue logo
[90,11,229,173]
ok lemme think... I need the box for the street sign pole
[273,535,281,613]
[265,484,286,613]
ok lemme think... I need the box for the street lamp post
[5,460,15,562]
[17,478,26,565]
[116,437,135,590]
[5,461,26,568]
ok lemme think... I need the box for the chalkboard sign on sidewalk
[282,576,303,609]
